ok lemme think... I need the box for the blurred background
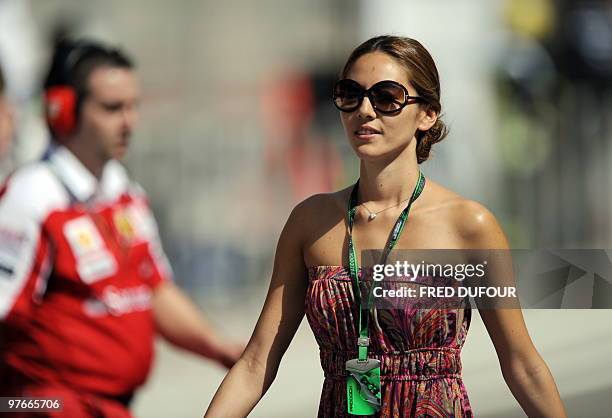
[1,0,611,416]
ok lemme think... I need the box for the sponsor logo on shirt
[112,204,155,245]
[83,284,152,317]
[0,225,30,280]
[64,216,117,283]
[64,216,105,256]
[0,226,27,257]
[113,210,136,243]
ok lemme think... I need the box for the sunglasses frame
[332,79,424,114]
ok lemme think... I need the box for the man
[0,39,242,417]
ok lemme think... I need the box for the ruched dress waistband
[320,347,463,382]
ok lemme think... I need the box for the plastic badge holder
[346,358,381,415]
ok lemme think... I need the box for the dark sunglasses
[332,79,424,114]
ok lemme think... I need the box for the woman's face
[340,51,435,162]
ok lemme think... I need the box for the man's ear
[417,107,437,131]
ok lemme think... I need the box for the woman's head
[336,35,448,164]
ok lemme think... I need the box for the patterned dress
[305,266,474,418]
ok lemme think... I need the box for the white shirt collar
[48,145,129,203]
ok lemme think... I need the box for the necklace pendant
[368,213,377,221]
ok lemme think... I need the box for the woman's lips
[354,127,381,140]
[354,133,379,140]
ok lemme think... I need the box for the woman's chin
[351,142,412,164]
[352,143,390,160]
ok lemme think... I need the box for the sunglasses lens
[370,82,405,113]
[333,80,362,111]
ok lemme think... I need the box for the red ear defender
[45,86,77,139]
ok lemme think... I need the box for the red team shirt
[0,146,172,398]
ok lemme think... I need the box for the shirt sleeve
[129,196,174,287]
[0,185,52,322]
[145,211,174,287]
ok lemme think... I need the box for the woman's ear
[417,108,437,131]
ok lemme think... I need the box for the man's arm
[0,171,56,324]
[152,281,243,369]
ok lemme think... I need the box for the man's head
[44,39,139,162]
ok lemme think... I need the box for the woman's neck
[358,143,421,207]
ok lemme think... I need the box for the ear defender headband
[44,42,103,139]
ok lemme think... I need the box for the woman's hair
[342,35,448,163]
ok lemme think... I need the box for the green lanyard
[347,171,426,361]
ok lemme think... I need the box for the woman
[204,36,566,417]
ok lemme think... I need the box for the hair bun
[416,118,448,164]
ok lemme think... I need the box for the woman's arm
[479,308,566,417]
[459,201,567,418]
[204,201,310,418]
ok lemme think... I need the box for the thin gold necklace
[360,197,412,221]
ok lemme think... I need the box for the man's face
[76,66,140,161]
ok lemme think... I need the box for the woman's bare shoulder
[420,179,509,249]
[292,188,350,218]
[286,187,351,242]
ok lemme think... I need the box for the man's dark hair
[44,38,134,106]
